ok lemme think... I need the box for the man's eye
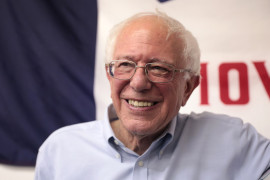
[149,65,170,73]
[117,62,133,68]
[120,62,132,66]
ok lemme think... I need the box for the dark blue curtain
[0,0,97,166]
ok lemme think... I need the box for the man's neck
[110,119,165,155]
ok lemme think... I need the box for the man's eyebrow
[115,56,170,64]
[116,56,135,61]
[150,58,169,63]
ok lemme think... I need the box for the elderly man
[35,11,270,180]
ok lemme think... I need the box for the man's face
[107,17,198,137]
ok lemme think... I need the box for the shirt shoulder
[177,112,270,178]
[179,111,270,151]
[188,111,244,126]
[39,120,103,151]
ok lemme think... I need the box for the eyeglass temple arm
[175,69,193,73]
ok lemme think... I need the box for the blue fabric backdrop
[0,0,97,166]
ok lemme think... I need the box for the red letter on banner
[253,61,270,99]
[200,63,209,105]
[219,63,249,104]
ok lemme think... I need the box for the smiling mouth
[127,100,156,107]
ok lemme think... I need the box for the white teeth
[128,100,154,107]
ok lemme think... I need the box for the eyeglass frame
[106,60,193,83]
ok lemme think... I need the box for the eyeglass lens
[109,60,175,83]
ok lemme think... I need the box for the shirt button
[138,161,144,167]
[114,140,119,145]
[115,153,120,159]
[159,150,164,156]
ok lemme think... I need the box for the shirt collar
[102,104,118,142]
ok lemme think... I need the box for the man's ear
[181,75,200,106]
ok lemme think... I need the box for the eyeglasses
[107,60,192,83]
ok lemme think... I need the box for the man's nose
[130,67,152,91]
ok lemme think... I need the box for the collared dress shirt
[35,104,270,180]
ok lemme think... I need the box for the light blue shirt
[35,104,270,180]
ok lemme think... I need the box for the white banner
[95,0,270,138]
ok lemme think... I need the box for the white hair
[105,10,201,76]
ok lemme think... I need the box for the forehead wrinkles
[118,29,167,47]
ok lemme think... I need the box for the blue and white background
[0,0,269,179]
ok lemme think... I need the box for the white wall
[0,164,34,180]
